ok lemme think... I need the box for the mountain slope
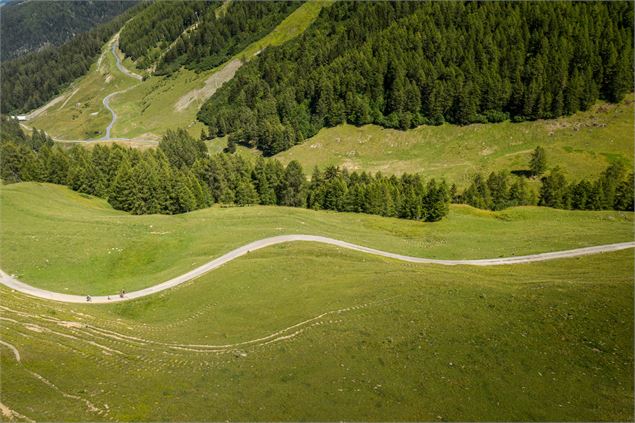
[198,1,634,156]
[28,1,330,141]
[0,0,137,60]
[0,3,144,114]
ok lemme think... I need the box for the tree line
[0,119,450,221]
[1,119,631,217]
[1,3,146,114]
[198,1,634,156]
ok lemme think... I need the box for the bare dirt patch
[174,59,243,112]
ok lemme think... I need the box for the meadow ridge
[3,235,632,303]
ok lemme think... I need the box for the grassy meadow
[0,241,632,421]
[276,95,634,187]
[1,182,632,295]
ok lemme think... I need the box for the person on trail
[120,289,125,298]
[86,295,91,302]
[107,296,111,301]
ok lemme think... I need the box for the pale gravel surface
[1,235,633,304]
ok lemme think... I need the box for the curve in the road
[1,235,633,305]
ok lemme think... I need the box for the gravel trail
[1,236,632,304]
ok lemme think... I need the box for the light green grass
[0,243,632,421]
[1,182,632,295]
[276,95,635,187]
[29,37,138,140]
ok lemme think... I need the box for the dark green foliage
[459,163,633,212]
[198,1,634,155]
[305,167,450,222]
[158,128,207,169]
[119,1,217,70]
[156,1,301,74]
[539,168,571,209]
[460,171,536,210]
[614,174,635,211]
[279,160,306,207]
[0,117,54,183]
[530,146,548,177]
[0,1,137,61]
[1,3,145,114]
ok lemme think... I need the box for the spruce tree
[530,146,547,177]
[108,158,135,212]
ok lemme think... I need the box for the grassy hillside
[276,95,634,187]
[28,1,330,142]
[1,182,632,295]
[28,35,139,141]
[1,243,632,420]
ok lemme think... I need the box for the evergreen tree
[108,158,135,212]
[279,160,306,207]
[235,179,259,206]
[539,167,569,208]
[530,146,547,177]
[614,173,634,211]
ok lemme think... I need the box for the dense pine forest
[0,3,145,114]
[0,0,137,61]
[118,1,217,70]
[198,1,634,155]
[118,0,301,74]
[156,1,301,74]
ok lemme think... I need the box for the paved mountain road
[101,39,142,140]
[1,236,633,304]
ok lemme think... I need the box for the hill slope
[27,1,329,141]
[199,1,634,155]
[274,95,634,186]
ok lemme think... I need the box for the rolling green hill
[2,2,634,421]
[0,182,632,421]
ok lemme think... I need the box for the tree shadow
[511,169,534,178]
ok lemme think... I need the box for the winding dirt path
[0,236,632,304]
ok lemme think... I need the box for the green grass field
[0,202,632,420]
[276,95,634,187]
